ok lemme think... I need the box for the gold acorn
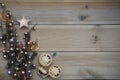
[1,10,13,21]
[30,41,40,51]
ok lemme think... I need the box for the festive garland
[0,3,38,80]
[0,2,62,80]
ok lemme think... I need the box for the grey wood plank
[34,52,120,79]
[11,25,120,51]
[0,52,120,79]
[1,3,120,24]
[1,0,120,9]
[3,0,120,2]
[6,8,120,25]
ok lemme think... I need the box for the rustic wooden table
[0,0,120,79]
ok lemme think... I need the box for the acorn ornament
[1,10,13,21]
[30,41,40,51]
[0,2,37,80]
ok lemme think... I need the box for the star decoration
[17,16,30,28]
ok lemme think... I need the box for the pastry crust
[38,67,48,78]
[39,53,52,67]
[48,65,62,79]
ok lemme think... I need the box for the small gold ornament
[1,10,12,21]
[30,41,40,51]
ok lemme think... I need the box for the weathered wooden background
[0,0,120,79]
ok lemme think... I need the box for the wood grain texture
[0,1,120,79]
[1,2,120,24]
[2,0,120,2]
[12,25,120,51]
[3,2,120,9]
[1,0,120,9]
[0,52,120,79]
[1,8,119,25]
